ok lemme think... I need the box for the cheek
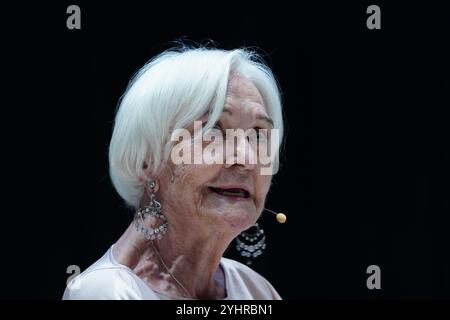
[255,175,272,205]
[169,163,221,202]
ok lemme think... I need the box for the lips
[208,186,251,199]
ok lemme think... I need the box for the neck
[114,216,233,299]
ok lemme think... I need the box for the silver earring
[235,222,266,265]
[134,180,168,241]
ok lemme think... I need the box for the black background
[5,0,449,299]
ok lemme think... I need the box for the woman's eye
[202,121,222,130]
[257,132,265,141]
[202,123,223,141]
[255,129,267,142]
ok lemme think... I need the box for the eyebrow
[222,108,274,127]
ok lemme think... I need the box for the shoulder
[63,266,145,300]
[63,247,155,300]
[221,257,282,300]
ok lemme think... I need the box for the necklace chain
[150,240,192,299]
[134,217,192,299]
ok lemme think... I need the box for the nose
[224,134,257,170]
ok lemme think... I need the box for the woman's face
[157,74,274,234]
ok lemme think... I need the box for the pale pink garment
[63,244,282,300]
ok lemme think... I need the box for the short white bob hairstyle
[109,45,284,210]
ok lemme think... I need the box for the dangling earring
[135,180,169,241]
[235,222,266,265]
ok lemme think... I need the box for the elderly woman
[63,46,284,300]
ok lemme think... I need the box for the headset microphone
[264,208,287,224]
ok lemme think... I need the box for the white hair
[108,46,284,210]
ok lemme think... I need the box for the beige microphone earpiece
[264,208,287,224]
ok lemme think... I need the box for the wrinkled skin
[113,73,274,299]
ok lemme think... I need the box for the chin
[201,189,261,231]
[215,207,258,232]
